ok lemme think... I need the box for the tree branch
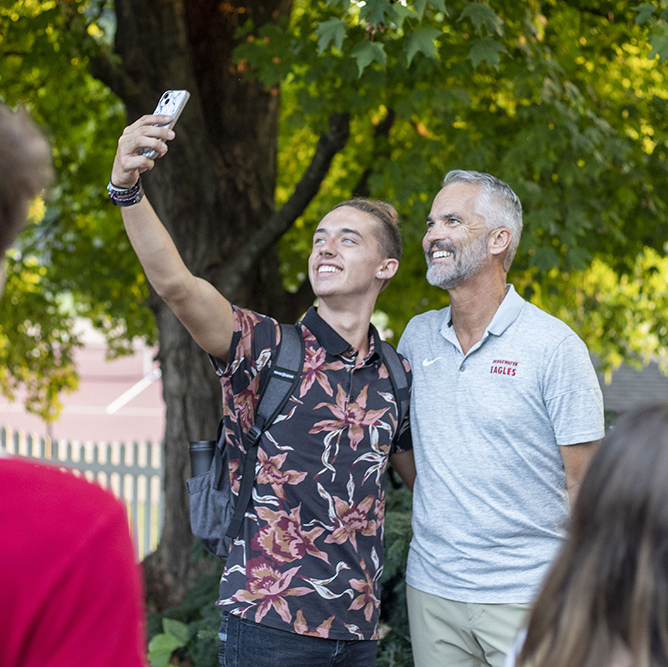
[223,111,350,295]
[88,50,141,102]
[54,0,140,101]
[352,108,396,198]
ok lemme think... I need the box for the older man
[398,170,604,667]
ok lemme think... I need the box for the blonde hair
[332,198,402,291]
[0,105,53,252]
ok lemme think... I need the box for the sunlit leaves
[302,0,502,79]
[526,250,668,378]
[6,0,668,418]
[0,253,80,422]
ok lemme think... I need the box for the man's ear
[489,227,511,258]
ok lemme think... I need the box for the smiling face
[308,206,394,304]
[423,182,492,290]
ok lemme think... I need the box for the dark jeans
[218,612,378,667]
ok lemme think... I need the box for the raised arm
[110,115,233,360]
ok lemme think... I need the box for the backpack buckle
[246,425,262,446]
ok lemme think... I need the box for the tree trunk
[89,0,348,608]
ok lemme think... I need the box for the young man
[398,170,604,667]
[0,105,148,667]
[110,113,413,667]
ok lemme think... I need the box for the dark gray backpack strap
[380,340,410,442]
[224,323,304,542]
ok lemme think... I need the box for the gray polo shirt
[398,285,604,603]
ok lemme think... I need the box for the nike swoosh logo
[422,357,443,367]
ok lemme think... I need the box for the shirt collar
[440,284,525,339]
[487,284,525,336]
[301,306,381,361]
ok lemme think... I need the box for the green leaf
[388,3,416,30]
[163,618,190,643]
[326,0,351,11]
[406,28,441,66]
[360,0,394,26]
[467,37,507,68]
[429,0,449,14]
[351,40,387,77]
[315,18,347,54]
[634,3,658,24]
[459,3,504,36]
[147,634,186,667]
[413,0,448,21]
[648,25,668,61]
[413,0,428,20]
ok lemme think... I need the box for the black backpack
[186,323,410,559]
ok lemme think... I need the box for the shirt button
[459,365,465,372]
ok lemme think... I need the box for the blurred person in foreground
[506,401,668,667]
[0,104,147,667]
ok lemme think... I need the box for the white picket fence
[1,426,164,560]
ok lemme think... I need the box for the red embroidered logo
[490,359,518,377]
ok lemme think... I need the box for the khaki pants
[407,584,530,667]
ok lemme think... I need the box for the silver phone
[139,90,190,159]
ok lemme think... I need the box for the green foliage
[523,249,668,379]
[1,0,156,420]
[405,28,441,67]
[315,17,347,53]
[147,618,189,667]
[352,40,387,77]
[0,246,80,421]
[4,1,668,433]
[467,36,507,68]
[459,3,503,36]
[635,1,668,62]
[146,548,226,667]
[377,477,414,666]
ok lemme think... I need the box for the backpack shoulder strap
[380,340,410,442]
[225,323,304,541]
[253,323,304,431]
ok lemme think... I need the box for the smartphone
[139,90,190,159]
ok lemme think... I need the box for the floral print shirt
[210,306,412,641]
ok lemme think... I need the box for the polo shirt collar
[301,306,381,360]
[487,284,525,336]
[440,284,525,345]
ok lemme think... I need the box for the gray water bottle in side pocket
[188,440,216,478]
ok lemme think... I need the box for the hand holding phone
[139,90,190,159]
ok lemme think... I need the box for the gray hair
[442,170,522,272]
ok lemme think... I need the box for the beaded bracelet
[107,176,144,207]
